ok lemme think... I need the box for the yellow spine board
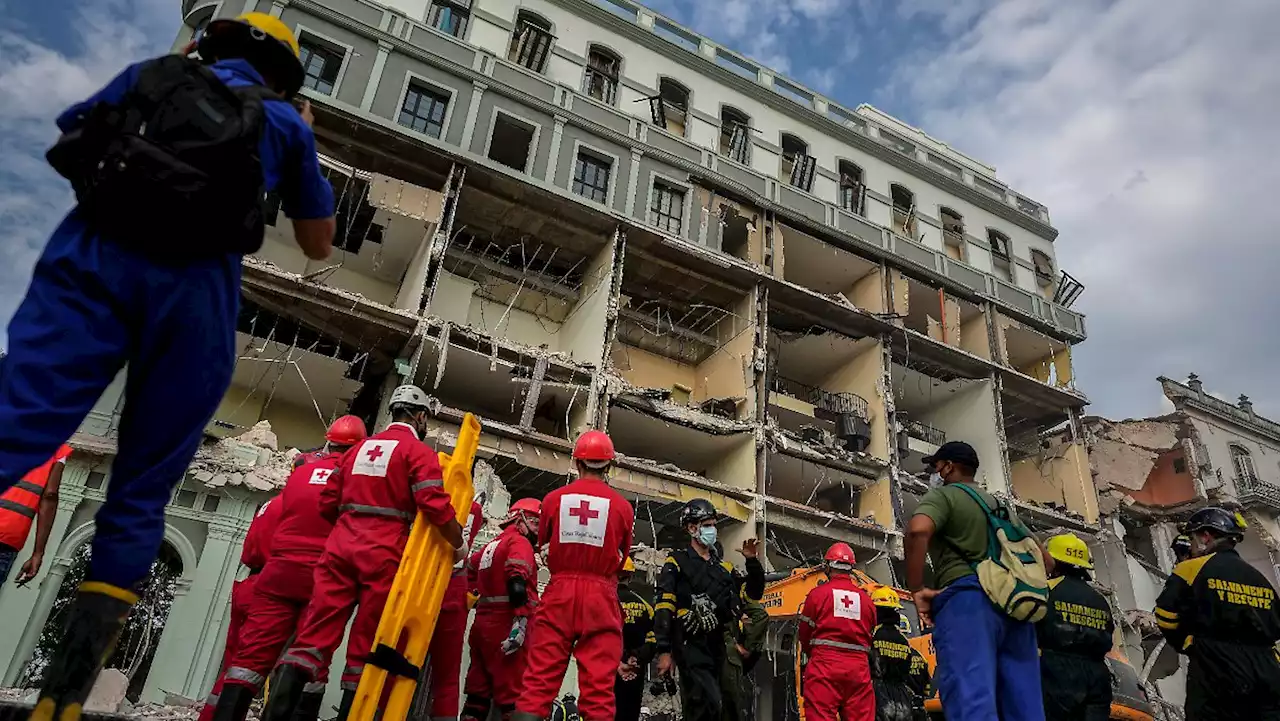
[349,413,481,721]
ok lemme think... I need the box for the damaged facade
[1067,375,1280,713]
[0,0,1093,714]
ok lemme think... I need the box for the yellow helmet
[871,586,902,609]
[621,557,635,573]
[198,12,304,97]
[1046,533,1093,570]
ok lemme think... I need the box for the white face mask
[929,472,945,488]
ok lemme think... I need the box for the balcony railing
[771,375,868,419]
[1237,475,1280,511]
[905,420,946,446]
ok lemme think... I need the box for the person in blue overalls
[0,13,335,720]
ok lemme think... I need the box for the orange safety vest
[0,445,72,549]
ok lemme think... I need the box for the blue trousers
[0,215,239,589]
[932,575,1044,721]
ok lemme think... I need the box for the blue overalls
[931,575,1045,721]
[0,58,334,590]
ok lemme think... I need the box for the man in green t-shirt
[904,441,1045,721]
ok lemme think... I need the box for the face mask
[696,525,718,547]
[929,472,945,488]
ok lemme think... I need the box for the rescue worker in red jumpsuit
[209,415,368,721]
[463,498,541,721]
[512,430,635,721]
[798,543,876,721]
[198,495,283,721]
[423,498,484,721]
[262,386,466,721]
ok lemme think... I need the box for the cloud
[0,0,177,333]
[878,0,1280,420]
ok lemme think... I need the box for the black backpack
[46,55,283,258]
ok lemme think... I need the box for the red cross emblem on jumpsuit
[798,575,876,721]
[513,480,634,721]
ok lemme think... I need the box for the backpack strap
[939,483,1003,567]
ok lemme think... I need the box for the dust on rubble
[187,421,301,491]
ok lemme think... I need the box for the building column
[360,41,394,112]
[0,486,86,685]
[143,522,242,703]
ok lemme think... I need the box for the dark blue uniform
[0,58,333,589]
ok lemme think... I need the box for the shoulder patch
[1048,576,1065,590]
[1173,553,1215,585]
[720,561,734,573]
[664,555,680,570]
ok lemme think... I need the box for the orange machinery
[761,566,1155,721]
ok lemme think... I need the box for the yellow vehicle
[761,566,1155,721]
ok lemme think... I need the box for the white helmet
[388,384,431,412]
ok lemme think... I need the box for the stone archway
[14,522,199,700]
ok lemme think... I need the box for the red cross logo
[366,445,385,462]
[568,499,599,526]
[840,594,856,610]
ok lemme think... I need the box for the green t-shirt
[915,482,1016,589]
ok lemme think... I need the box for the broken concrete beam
[84,669,129,714]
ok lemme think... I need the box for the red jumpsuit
[279,422,457,690]
[198,496,283,721]
[516,477,634,721]
[217,452,344,695]
[426,501,484,719]
[798,574,876,721]
[463,524,539,719]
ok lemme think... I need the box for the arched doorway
[20,541,185,701]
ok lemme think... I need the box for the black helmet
[1171,533,1192,555]
[680,498,717,527]
[1185,506,1246,538]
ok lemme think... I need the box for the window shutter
[649,97,667,128]
[793,154,816,191]
[729,124,748,162]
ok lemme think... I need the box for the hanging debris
[186,421,300,491]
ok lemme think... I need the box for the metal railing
[904,420,945,446]
[1236,474,1280,510]
[771,375,868,419]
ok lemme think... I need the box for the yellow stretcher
[349,413,481,721]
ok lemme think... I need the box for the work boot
[260,666,308,721]
[290,687,325,721]
[211,684,255,721]
[29,582,138,721]
[334,689,356,721]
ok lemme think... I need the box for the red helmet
[504,497,542,526]
[824,542,856,566]
[326,415,368,446]
[573,430,615,467]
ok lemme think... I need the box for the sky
[1,0,1277,421]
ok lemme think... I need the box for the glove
[501,616,528,655]
[453,543,467,563]
[683,593,719,634]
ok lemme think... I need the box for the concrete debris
[85,669,130,713]
[189,421,300,491]
[610,387,754,436]
[1089,417,1181,493]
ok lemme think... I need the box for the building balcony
[904,419,945,446]
[771,375,869,420]
[1237,475,1280,511]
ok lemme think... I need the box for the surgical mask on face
[929,472,945,488]
[696,525,718,547]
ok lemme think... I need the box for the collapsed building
[0,0,1093,714]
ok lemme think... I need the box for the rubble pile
[187,421,300,491]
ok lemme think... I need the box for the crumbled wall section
[188,421,299,491]
[1090,417,1181,494]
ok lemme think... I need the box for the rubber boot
[260,666,308,721]
[29,583,138,721]
[291,690,324,721]
[334,689,356,721]
[211,684,255,721]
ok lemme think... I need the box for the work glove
[453,542,468,564]
[683,593,719,635]
[501,616,528,655]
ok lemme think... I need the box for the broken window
[487,113,536,172]
[987,228,1012,261]
[650,78,689,136]
[508,11,554,73]
[890,183,917,238]
[719,106,751,164]
[428,0,471,37]
[298,36,344,95]
[781,133,815,192]
[398,82,449,138]
[837,160,865,215]
[572,150,611,203]
[649,181,685,234]
[718,205,752,260]
[1030,248,1054,281]
[326,170,384,254]
[583,46,621,104]
[1232,444,1259,483]
[1173,457,1187,474]
[940,207,964,242]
